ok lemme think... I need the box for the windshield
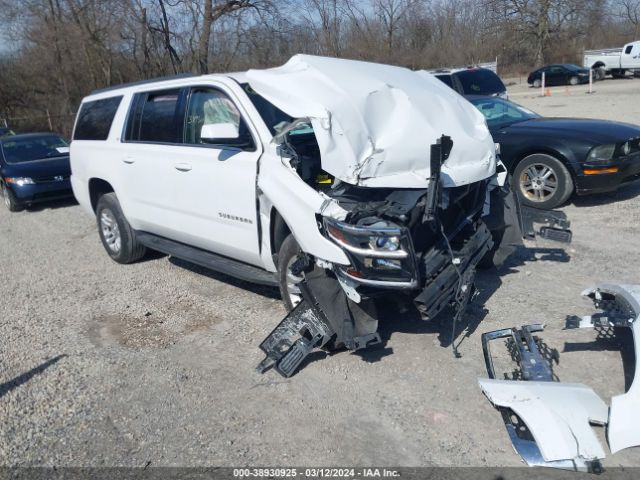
[241,83,295,136]
[454,69,506,95]
[470,97,539,128]
[1,135,69,164]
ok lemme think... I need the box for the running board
[136,232,279,287]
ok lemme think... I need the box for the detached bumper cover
[479,379,608,472]
[581,284,640,454]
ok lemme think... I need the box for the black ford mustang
[467,95,640,208]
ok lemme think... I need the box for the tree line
[0,0,638,135]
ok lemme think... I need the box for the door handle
[174,163,192,172]
[122,157,135,164]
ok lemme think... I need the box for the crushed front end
[322,177,493,320]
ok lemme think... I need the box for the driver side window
[184,88,242,145]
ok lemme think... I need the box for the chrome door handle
[174,163,192,172]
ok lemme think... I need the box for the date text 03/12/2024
[232,468,401,478]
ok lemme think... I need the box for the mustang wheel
[513,154,573,209]
[532,78,541,88]
[569,76,579,86]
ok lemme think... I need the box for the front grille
[33,174,70,184]
[409,180,487,255]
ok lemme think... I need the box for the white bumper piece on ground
[582,284,640,454]
[479,379,608,470]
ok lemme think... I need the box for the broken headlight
[323,217,418,287]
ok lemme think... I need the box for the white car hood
[246,55,495,189]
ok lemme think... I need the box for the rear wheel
[1,183,23,212]
[532,78,541,88]
[95,193,146,264]
[513,154,573,209]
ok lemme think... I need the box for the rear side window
[454,69,506,96]
[125,89,182,143]
[73,96,123,141]
[435,74,454,89]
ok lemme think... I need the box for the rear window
[73,96,123,141]
[454,69,506,96]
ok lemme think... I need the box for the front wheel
[532,78,542,88]
[277,234,303,311]
[569,76,579,86]
[95,193,146,264]
[276,233,379,350]
[1,183,23,212]
[513,154,573,209]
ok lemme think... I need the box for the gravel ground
[1,77,640,468]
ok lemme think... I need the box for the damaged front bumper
[479,284,640,473]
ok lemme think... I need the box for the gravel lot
[1,77,640,468]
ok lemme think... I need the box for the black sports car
[527,64,590,88]
[467,95,640,208]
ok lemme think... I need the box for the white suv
[71,55,568,367]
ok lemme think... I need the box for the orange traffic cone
[544,88,551,97]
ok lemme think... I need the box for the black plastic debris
[482,324,559,381]
[257,256,381,378]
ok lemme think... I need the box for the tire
[569,76,579,86]
[276,233,379,351]
[596,67,606,81]
[532,78,541,88]
[277,234,303,311]
[1,183,23,212]
[513,154,573,209]
[95,193,146,264]
[612,69,626,79]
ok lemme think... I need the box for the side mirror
[200,123,239,143]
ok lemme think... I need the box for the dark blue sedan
[0,133,73,212]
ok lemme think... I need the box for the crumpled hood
[246,55,496,189]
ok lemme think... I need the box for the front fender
[257,155,349,266]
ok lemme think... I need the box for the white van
[70,55,568,361]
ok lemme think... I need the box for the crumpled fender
[257,148,350,266]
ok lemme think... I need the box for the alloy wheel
[519,163,558,203]
[100,209,121,253]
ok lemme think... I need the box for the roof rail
[89,73,196,95]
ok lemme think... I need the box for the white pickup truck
[70,55,570,375]
[583,40,640,79]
